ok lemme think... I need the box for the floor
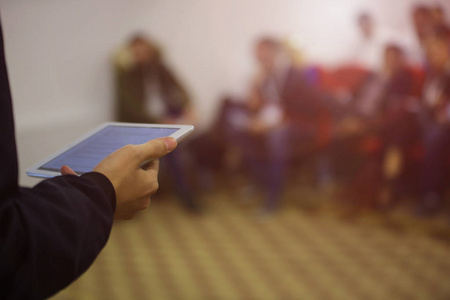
[51,185,450,300]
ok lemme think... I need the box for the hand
[61,165,77,176]
[247,118,274,135]
[61,137,177,220]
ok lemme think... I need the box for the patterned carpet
[51,188,450,300]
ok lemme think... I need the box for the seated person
[338,44,415,136]
[113,34,199,212]
[228,37,327,214]
[417,25,450,216]
[114,34,195,124]
[332,44,421,209]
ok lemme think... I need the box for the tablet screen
[39,125,178,174]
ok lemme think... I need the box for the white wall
[0,0,448,186]
[1,0,146,186]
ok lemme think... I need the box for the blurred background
[2,0,450,299]
[1,0,446,186]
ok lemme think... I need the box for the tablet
[26,122,194,178]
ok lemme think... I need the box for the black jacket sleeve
[0,15,116,300]
[1,173,116,299]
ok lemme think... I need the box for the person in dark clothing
[417,26,450,216]
[0,20,177,299]
[333,44,422,209]
[113,34,199,213]
[114,35,193,125]
[232,37,325,214]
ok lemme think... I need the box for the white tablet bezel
[26,122,194,178]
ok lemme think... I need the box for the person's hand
[247,118,265,135]
[61,137,177,220]
[61,165,77,176]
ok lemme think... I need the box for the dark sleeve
[0,16,116,299]
[1,173,116,299]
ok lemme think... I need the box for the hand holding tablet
[91,136,178,219]
[27,122,194,178]
[27,122,194,220]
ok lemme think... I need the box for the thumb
[61,165,78,176]
[135,137,177,164]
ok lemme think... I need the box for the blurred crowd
[112,4,450,218]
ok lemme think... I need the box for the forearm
[0,173,115,299]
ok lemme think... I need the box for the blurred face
[131,40,155,65]
[431,7,444,25]
[383,47,403,74]
[413,9,430,26]
[358,15,373,38]
[424,37,450,71]
[255,42,278,72]
[413,8,433,38]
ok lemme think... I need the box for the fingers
[141,159,160,171]
[61,165,77,176]
[135,137,177,164]
[97,137,173,221]
[137,169,160,195]
[114,195,151,220]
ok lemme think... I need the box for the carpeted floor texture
[51,189,450,300]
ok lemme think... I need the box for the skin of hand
[247,118,269,135]
[247,116,283,135]
[60,137,177,220]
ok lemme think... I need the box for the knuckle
[149,181,159,195]
[153,140,167,157]
[122,144,134,152]
[139,198,151,210]
[121,144,138,159]
[153,159,160,169]
[124,213,135,220]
